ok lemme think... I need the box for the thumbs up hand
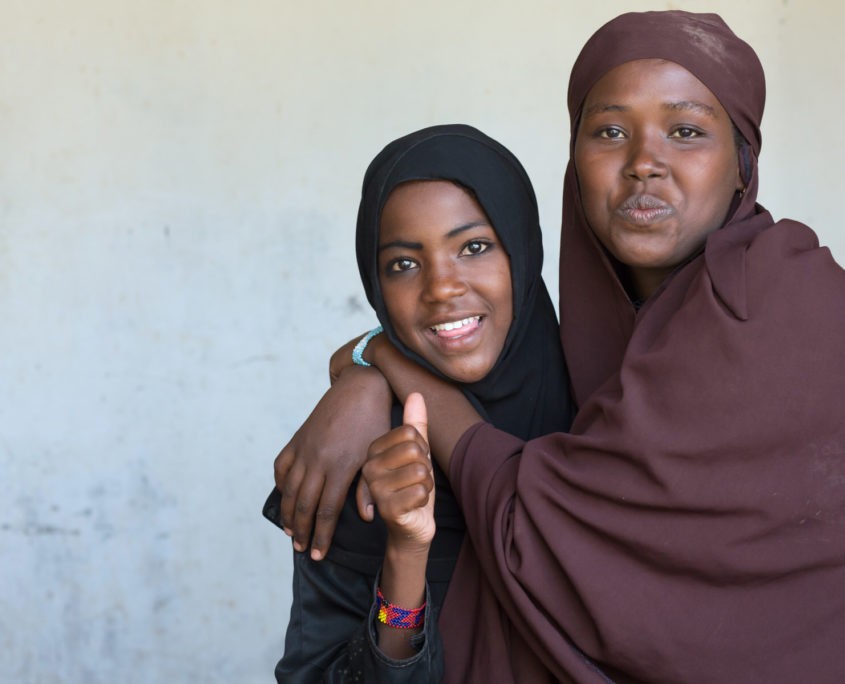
[359,392,436,550]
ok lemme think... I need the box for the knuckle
[315,506,337,522]
[400,425,419,440]
[295,499,314,516]
[280,465,305,495]
[274,446,293,469]
[369,483,387,503]
[404,441,425,459]
[409,463,429,480]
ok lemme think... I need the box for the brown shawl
[442,11,845,683]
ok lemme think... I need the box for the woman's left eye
[670,126,702,139]
[460,240,491,256]
[598,126,626,139]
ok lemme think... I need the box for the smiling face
[574,58,743,299]
[377,180,513,384]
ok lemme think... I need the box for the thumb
[403,392,428,447]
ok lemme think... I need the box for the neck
[624,266,672,303]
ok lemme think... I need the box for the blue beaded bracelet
[352,325,383,367]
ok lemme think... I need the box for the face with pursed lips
[574,58,743,299]
[377,180,513,384]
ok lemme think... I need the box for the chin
[615,248,675,270]
[428,361,486,384]
[450,366,492,384]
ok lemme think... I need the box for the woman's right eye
[598,126,626,139]
[387,257,417,273]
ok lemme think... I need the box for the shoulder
[746,219,845,308]
[703,215,844,322]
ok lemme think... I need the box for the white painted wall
[2,2,841,682]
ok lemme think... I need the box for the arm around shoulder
[273,363,393,559]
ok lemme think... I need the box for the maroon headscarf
[444,11,845,683]
[561,10,765,407]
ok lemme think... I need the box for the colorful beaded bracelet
[376,587,426,629]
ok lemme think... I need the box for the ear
[736,143,753,191]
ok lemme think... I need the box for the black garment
[264,124,573,682]
[269,450,461,683]
[265,402,464,683]
[280,557,442,683]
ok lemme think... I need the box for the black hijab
[356,124,572,439]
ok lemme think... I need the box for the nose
[421,260,467,303]
[623,132,667,181]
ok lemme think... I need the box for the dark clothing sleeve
[275,551,444,683]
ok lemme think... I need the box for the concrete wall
[2,1,842,681]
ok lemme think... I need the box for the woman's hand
[367,334,483,474]
[362,393,434,660]
[359,393,435,551]
[274,364,392,560]
[329,336,360,384]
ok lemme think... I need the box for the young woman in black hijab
[264,124,572,681]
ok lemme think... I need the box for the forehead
[582,58,729,119]
[379,180,488,235]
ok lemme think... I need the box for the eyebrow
[378,220,491,252]
[582,103,629,117]
[582,100,718,118]
[663,100,717,118]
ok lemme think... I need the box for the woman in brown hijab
[276,10,845,682]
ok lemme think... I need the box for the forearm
[370,340,482,472]
[375,540,430,659]
[330,362,391,400]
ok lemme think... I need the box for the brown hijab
[444,11,845,683]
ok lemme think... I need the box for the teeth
[431,316,479,332]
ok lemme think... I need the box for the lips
[616,194,675,226]
[429,315,482,339]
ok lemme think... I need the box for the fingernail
[283,527,293,537]
[293,540,304,552]
[365,504,374,520]
[311,549,323,561]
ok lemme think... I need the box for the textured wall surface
[2,1,842,681]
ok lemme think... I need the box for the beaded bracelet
[376,587,426,629]
[352,325,383,367]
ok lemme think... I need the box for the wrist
[352,325,383,367]
[364,330,389,368]
[376,586,425,630]
[385,535,432,561]
[380,544,428,619]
